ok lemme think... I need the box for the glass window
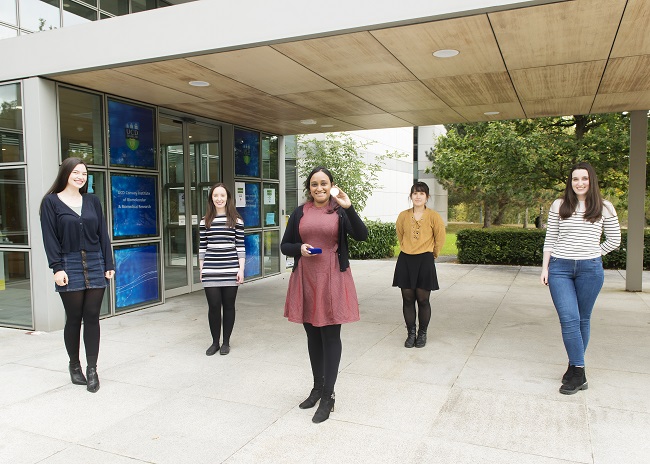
[262,134,278,179]
[236,181,260,228]
[0,1,17,25]
[87,170,106,210]
[131,0,156,13]
[263,230,280,275]
[234,128,260,178]
[0,131,23,163]
[63,1,97,26]
[77,0,97,7]
[59,87,104,165]
[0,250,32,328]
[262,182,279,227]
[0,168,27,245]
[114,243,161,312]
[0,83,22,131]
[244,232,261,280]
[99,0,127,15]
[20,0,60,32]
[0,25,18,39]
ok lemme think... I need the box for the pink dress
[284,202,360,326]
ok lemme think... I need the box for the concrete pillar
[278,135,287,272]
[625,110,648,292]
[23,77,66,331]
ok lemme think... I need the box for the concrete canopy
[2,0,649,135]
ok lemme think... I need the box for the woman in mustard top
[393,182,446,348]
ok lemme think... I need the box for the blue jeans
[548,256,604,366]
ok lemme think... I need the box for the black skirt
[392,251,439,291]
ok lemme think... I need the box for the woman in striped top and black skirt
[541,162,621,395]
[199,183,245,356]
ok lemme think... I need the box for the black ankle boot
[206,344,220,356]
[415,329,427,348]
[312,392,335,423]
[69,362,87,385]
[559,366,587,395]
[299,377,324,409]
[562,364,574,384]
[86,367,100,393]
[404,326,417,348]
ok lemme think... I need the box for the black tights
[204,286,238,346]
[59,288,105,368]
[303,323,342,394]
[401,288,431,332]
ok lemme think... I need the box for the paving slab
[0,260,649,464]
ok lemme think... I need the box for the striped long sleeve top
[199,215,245,287]
[543,199,621,259]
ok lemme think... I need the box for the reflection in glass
[63,1,97,26]
[160,117,188,291]
[244,233,261,280]
[0,169,27,245]
[87,171,105,210]
[100,0,128,15]
[20,0,60,32]
[0,1,17,25]
[131,0,156,13]
[0,24,19,39]
[262,134,278,179]
[59,87,104,165]
[0,250,32,328]
[262,182,279,227]
[0,83,22,131]
[264,230,280,275]
[0,132,23,163]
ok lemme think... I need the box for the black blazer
[281,203,368,272]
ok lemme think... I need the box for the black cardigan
[40,193,115,274]
[281,203,368,272]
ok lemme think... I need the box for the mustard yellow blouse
[395,207,446,258]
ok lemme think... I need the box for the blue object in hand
[308,248,322,254]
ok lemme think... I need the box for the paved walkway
[1,261,649,464]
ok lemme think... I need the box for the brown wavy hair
[559,162,603,223]
[203,183,242,229]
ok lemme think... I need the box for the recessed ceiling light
[432,49,459,58]
[189,80,210,87]
[484,111,500,116]
[320,124,334,128]
[300,119,317,125]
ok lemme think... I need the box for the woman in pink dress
[282,166,368,423]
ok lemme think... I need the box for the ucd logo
[125,123,140,151]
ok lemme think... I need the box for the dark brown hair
[558,162,603,223]
[410,181,430,198]
[45,157,89,196]
[203,183,242,229]
[304,166,338,213]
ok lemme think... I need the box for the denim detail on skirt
[392,251,439,290]
[55,250,108,292]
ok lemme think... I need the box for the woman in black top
[40,157,114,393]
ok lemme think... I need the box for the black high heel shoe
[86,367,100,393]
[299,387,323,409]
[312,392,335,423]
[69,362,87,385]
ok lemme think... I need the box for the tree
[295,133,404,213]
[428,114,635,227]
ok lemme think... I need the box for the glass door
[160,116,221,298]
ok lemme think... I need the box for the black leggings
[59,288,105,368]
[303,323,342,394]
[204,286,238,346]
[401,288,431,331]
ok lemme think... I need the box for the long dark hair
[45,157,89,196]
[203,183,242,229]
[559,162,603,223]
[303,166,338,213]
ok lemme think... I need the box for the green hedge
[349,220,397,259]
[456,229,650,269]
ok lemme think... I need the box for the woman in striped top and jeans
[199,183,245,356]
[541,162,621,395]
